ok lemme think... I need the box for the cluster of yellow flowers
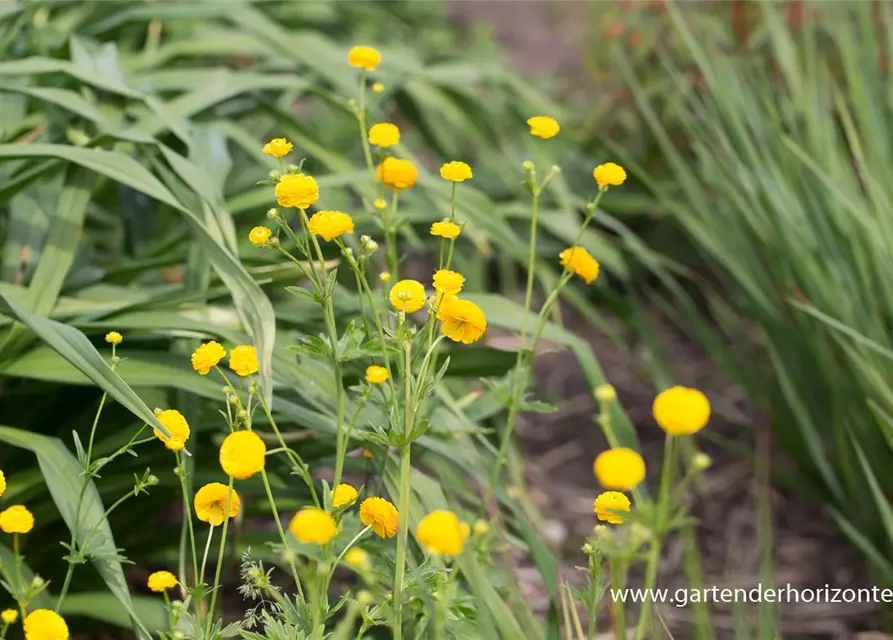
[592,385,711,525]
[0,467,70,639]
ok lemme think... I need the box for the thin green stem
[261,469,305,599]
[206,476,234,635]
[12,536,23,618]
[325,525,372,594]
[634,435,675,640]
[176,451,198,592]
[391,336,414,640]
[198,525,215,589]
[355,70,376,184]
[385,192,400,280]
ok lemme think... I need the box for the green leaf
[60,592,167,631]
[0,426,151,639]
[0,294,171,438]
[0,542,53,609]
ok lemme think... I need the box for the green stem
[355,69,376,185]
[175,451,198,593]
[12,536,23,618]
[206,477,234,635]
[325,525,372,593]
[392,337,414,640]
[198,525,215,589]
[261,469,305,599]
[385,192,400,281]
[634,435,675,640]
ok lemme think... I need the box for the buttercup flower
[359,497,399,538]
[0,469,6,498]
[105,331,122,344]
[560,247,600,285]
[377,158,417,190]
[389,279,426,313]
[262,138,293,158]
[593,162,627,187]
[431,220,461,239]
[229,345,258,377]
[249,226,271,246]
[372,82,385,94]
[437,296,487,344]
[373,198,387,211]
[348,45,381,70]
[23,609,68,640]
[1,609,17,624]
[219,431,266,480]
[154,409,190,451]
[147,570,177,593]
[366,365,389,384]
[653,386,711,435]
[289,507,337,545]
[440,161,472,182]
[473,519,490,536]
[368,123,400,148]
[527,116,560,139]
[194,483,240,526]
[594,448,646,491]
[432,269,465,296]
[308,210,355,242]
[417,510,464,555]
[191,341,226,375]
[345,547,369,567]
[0,505,33,534]
[363,448,373,459]
[379,271,391,283]
[275,173,319,209]
[460,521,471,539]
[331,483,359,508]
[594,491,631,524]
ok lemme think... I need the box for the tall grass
[615,0,893,584]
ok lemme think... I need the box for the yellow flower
[275,173,319,209]
[249,226,272,246]
[1,609,17,624]
[432,269,465,296]
[365,365,389,384]
[595,384,616,403]
[194,483,240,526]
[594,491,631,524]
[0,469,5,498]
[154,409,190,452]
[147,570,177,593]
[368,123,400,148]
[559,247,600,285]
[417,510,464,555]
[593,448,646,491]
[472,519,489,536]
[331,484,358,509]
[0,506,34,534]
[191,341,226,375]
[262,138,293,158]
[459,521,471,539]
[372,82,385,94]
[527,116,560,139]
[652,386,710,435]
[23,609,68,640]
[376,157,417,190]
[229,345,258,377]
[289,507,337,545]
[359,497,399,538]
[348,45,381,70]
[219,431,266,480]
[345,547,369,567]
[379,271,391,283]
[104,331,122,344]
[440,161,472,182]
[593,162,627,187]
[437,296,486,344]
[363,448,373,459]
[373,198,388,211]
[430,220,461,239]
[308,210,355,242]
[389,279,426,313]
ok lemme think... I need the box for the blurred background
[2,1,893,638]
